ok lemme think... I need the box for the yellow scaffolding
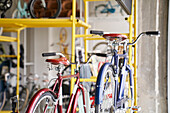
[0,0,138,112]
[0,27,24,113]
[0,1,90,113]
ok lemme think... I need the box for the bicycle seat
[46,57,69,66]
[103,34,127,42]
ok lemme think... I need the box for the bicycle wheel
[29,92,58,113]
[0,91,6,111]
[95,66,115,113]
[29,0,62,18]
[12,9,21,18]
[18,86,29,111]
[95,4,108,17]
[93,42,111,53]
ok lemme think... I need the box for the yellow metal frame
[0,0,138,112]
[0,0,91,112]
[0,28,23,113]
[77,0,138,113]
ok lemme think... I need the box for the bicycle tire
[29,0,62,18]
[0,91,6,111]
[95,65,115,113]
[93,42,111,54]
[28,91,58,113]
[12,9,21,18]
[95,4,108,17]
[18,86,29,111]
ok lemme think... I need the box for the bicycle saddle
[46,57,69,66]
[103,34,127,42]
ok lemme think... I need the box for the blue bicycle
[95,1,122,17]
[90,30,160,113]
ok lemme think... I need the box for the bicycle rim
[0,91,6,111]
[12,9,21,18]
[95,67,115,113]
[32,92,57,113]
[29,0,61,18]
[93,42,111,53]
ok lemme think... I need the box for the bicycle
[0,0,13,18]
[26,52,88,113]
[90,30,160,113]
[0,60,29,111]
[95,1,122,17]
[12,0,30,18]
[28,0,62,18]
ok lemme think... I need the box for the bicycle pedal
[131,106,141,111]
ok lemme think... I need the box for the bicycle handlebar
[127,31,160,45]
[145,31,160,36]
[90,30,160,46]
[91,53,108,57]
[90,30,104,36]
[42,52,66,57]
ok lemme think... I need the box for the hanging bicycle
[28,0,62,18]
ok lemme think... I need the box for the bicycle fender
[95,63,112,105]
[26,88,55,113]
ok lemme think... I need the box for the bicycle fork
[66,79,86,113]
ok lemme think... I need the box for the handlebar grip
[93,53,108,57]
[145,31,160,36]
[90,30,104,36]
[42,52,56,57]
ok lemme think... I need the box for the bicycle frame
[102,1,119,14]
[95,46,134,109]
[17,0,28,18]
[26,72,86,113]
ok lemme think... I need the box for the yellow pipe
[84,0,88,62]
[127,1,134,113]
[16,30,21,113]
[75,34,93,38]
[80,78,97,82]
[76,19,91,28]
[0,55,17,58]
[0,19,91,28]
[0,111,12,113]
[70,0,77,94]
[0,36,17,42]
[3,27,25,32]
[134,0,138,112]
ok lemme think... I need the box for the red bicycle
[25,52,87,113]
